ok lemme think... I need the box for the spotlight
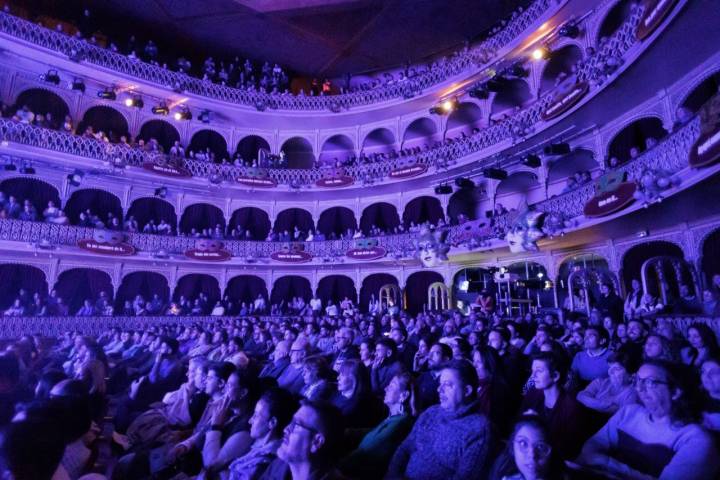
[543,143,571,155]
[537,272,544,279]
[434,184,453,195]
[559,22,580,38]
[124,96,143,108]
[67,169,84,186]
[482,167,508,180]
[71,77,85,93]
[522,154,542,168]
[152,103,169,115]
[97,87,116,100]
[532,46,551,60]
[441,99,456,113]
[198,110,211,123]
[173,107,192,121]
[430,98,457,115]
[41,69,60,85]
[154,186,168,198]
[454,177,474,189]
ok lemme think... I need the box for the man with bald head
[277,338,310,394]
[260,340,291,380]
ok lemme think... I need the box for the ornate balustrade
[0,0,553,112]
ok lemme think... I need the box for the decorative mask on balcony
[93,229,124,245]
[633,167,681,205]
[415,227,450,267]
[195,238,223,252]
[505,198,545,253]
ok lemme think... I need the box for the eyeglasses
[514,438,552,457]
[634,376,669,391]
[286,418,318,435]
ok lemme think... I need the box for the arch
[702,228,720,286]
[0,264,48,310]
[64,189,123,226]
[189,129,229,162]
[138,119,180,152]
[280,137,315,169]
[447,184,486,224]
[621,240,684,293]
[360,202,400,235]
[496,171,539,195]
[361,127,396,154]
[115,271,170,312]
[539,45,584,95]
[317,275,357,306]
[490,79,532,118]
[0,177,61,215]
[547,148,599,182]
[273,208,314,235]
[173,273,220,309]
[597,0,635,41]
[402,117,438,145]
[77,105,129,143]
[403,196,444,228]
[226,275,268,306]
[405,271,444,315]
[446,102,484,133]
[317,206,357,239]
[607,117,668,163]
[271,275,312,304]
[236,135,271,165]
[179,203,226,234]
[681,70,720,114]
[127,197,177,233]
[319,134,355,166]
[13,88,69,126]
[228,207,271,240]
[360,273,398,313]
[54,268,113,314]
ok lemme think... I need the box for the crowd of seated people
[560,170,594,194]
[2,277,720,479]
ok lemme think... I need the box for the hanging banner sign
[316,175,354,188]
[271,250,313,263]
[583,172,637,218]
[389,163,428,179]
[636,0,678,40]
[541,82,589,121]
[236,176,277,188]
[184,249,232,261]
[142,162,192,178]
[346,246,386,260]
[78,239,135,256]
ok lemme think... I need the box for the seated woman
[331,359,381,429]
[700,356,720,433]
[643,332,678,362]
[577,350,638,415]
[340,372,416,479]
[473,346,512,434]
[681,323,720,367]
[575,359,720,480]
[300,356,335,403]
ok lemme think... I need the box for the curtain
[65,189,123,225]
[115,272,169,311]
[273,209,314,234]
[0,178,61,214]
[225,275,267,305]
[54,268,113,314]
[190,130,228,161]
[173,274,220,305]
[317,275,357,305]
[405,271,444,315]
[271,276,312,305]
[138,120,180,152]
[360,203,400,234]
[179,204,226,233]
[127,198,177,232]
[403,197,444,227]
[14,88,69,125]
[236,136,270,163]
[359,273,398,313]
[0,264,48,310]
[76,106,129,142]
[229,208,271,240]
[317,207,356,237]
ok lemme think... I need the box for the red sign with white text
[142,162,192,178]
[78,239,135,256]
[271,251,313,263]
[346,246,386,261]
[636,0,678,40]
[184,249,232,261]
[389,164,428,179]
[316,176,354,188]
[583,182,637,218]
[541,82,589,121]
[236,176,277,188]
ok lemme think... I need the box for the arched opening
[496,171,540,196]
[403,196,444,228]
[226,275,268,307]
[228,207,271,240]
[0,264,47,311]
[597,0,635,41]
[405,271,444,315]
[189,129,229,162]
[452,268,495,310]
[361,127,396,155]
[402,117,439,147]
[622,240,685,294]
[547,148,599,183]
[319,134,355,166]
[608,117,668,164]
[280,137,315,169]
[138,120,180,152]
[115,272,170,313]
[126,197,177,234]
[0,178,61,217]
[539,45,584,95]
[360,202,400,235]
[446,102,484,137]
[173,274,221,310]
[557,254,614,314]
[490,79,532,119]
[317,275,357,306]
[702,228,720,286]
[64,189,123,226]
[681,71,720,114]
[236,135,271,165]
[317,206,357,239]
[54,268,113,314]
[360,273,399,313]
[13,88,69,127]
[273,208,314,235]
[179,203,226,235]
[271,276,312,305]
[76,106,129,143]
[447,182,486,224]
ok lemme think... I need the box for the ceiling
[82,0,529,77]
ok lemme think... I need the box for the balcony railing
[0,0,554,112]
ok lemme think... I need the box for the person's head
[337,359,367,397]
[335,327,354,350]
[290,339,310,366]
[584,326,609,351]
[390,326,407,346]
[509,415,559,480]
[359,339,374,363]
[205,362,234,396]
[488,327,510,353]
[0,419,66,480]
[643,333,674,361]
[375,337,397,362]
[531,352,567,391]
[159,336,179,357]
[635,360,697,424]
[472,346,502,382]
[274,340,291,362]
[249,387,298,441]
[704,289,717,302]
[451,337,472,360]
[700,357,720,399]
[384,372,416,414]
[437,360,478,412]
[607,350,636,387]
[631,278,641,291]
[428,342,452,368]
[627,320,647,342]
[302,356,329,385]
[277,400,344,466]
[417,336,431,357]
[679,284,692,297]
[599,283,611,296]
[687,323,719,352]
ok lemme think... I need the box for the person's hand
[372,355,384,368]
[166,443,189,462]
[211,395,232,427]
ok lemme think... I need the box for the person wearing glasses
[575,359,720,479]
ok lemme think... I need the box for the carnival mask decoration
[93,229,124,245]
[452,219,493,250]
[505,197,546,253]
[542,211,577,237]
[633,168,681,205]
[415,227,451,267]
[195,239,222,252]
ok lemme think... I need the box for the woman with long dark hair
[681,323,720,367]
